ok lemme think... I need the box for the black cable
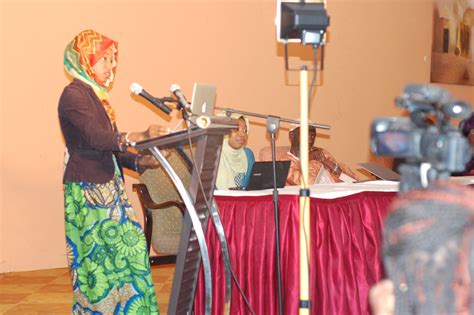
[308,44,319,113]
[229,266,256,315]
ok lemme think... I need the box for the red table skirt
[194,191,396,315]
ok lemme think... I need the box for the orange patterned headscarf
[64,30,118,124]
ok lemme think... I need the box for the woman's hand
[146,125,170,139]
[122,125,170,145]
[137,154,160,170]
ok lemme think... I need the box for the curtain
[194,191,396,315]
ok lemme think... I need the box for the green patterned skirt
[64,165,159,314]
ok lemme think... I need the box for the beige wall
[1,0,473,272]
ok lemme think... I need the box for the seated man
[260,125,359,185]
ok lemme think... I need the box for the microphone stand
[215,107,330,315]
[215,107,330,131]
[266,115,283,315]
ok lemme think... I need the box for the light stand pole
[276,1,329,310]
[298,66,311,315]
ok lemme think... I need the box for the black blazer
[58,79,136,183]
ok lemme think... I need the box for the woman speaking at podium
[58,29,160,314]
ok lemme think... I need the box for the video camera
[370,84,472,192]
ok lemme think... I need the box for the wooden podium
[133,124,235,315]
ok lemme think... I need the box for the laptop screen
[190,83,216,117]
[357,162,400,181]
[245,161,291,190]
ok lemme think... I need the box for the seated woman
[215,114,255,189]
[260,125,359,185]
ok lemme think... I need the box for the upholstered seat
[133,148,192,264]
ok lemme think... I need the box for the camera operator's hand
[369,279,395,315]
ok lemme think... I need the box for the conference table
[192,177,474,314]
[191,180,403,315]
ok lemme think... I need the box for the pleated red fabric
[194,191,396,315]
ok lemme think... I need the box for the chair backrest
[258,145,290,162]
[139,148,192,255]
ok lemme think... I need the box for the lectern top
[133,124,235,151]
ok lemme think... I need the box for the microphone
[130,82,172,115]
[170,84,190,110]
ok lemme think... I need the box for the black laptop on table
[234,160,291,191]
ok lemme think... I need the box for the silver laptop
[358,162,400,181]
[190,83,216,118]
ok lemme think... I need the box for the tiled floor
[0,264,175,314]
